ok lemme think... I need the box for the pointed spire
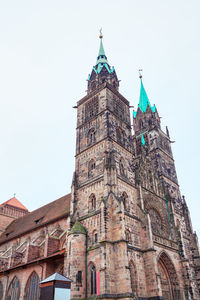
[139,78,155,113]
[133,75,156,118]
[96,31,108,65]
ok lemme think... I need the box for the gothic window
[6,276,20,300]
[89,193,96,211]
[90,265,97,295]
[85,97,99,120]
[92,230,98,244]
[126,229,132,243]
[121,192,129,211]
[149,208,162,236]
[0,281,3,300]
[88,159,96,177]
[116,127,124,145]
[88,128,96,145]
[119,158,125,177]
[24,271,40,300]
[113,99,124,119]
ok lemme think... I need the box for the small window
[89,194,96,211]
[95,233,98,243]
[90,265,97,295]
[34,217,43,225]
[76,271,82,286]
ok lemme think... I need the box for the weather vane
[99,28,103,39]
[138,69,143,79]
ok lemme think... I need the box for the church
[0,34,200,300]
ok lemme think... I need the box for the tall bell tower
[68,33,138,299]
[66,35,200,300]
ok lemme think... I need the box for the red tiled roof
[0,197,28,211]
[0,194,71,245]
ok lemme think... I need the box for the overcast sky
[0,0,199,238]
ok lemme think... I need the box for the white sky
[0,0,199,238]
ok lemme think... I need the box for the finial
[14,193,16,197]
[138,69,143,79]
[99,28,103,39]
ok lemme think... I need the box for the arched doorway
[158,252,181,300]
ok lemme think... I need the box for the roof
[0,197,28,211]
[0,193,71,245]
[40,272,72,283]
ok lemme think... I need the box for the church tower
[67,35,200,300]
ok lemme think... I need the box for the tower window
[89,193,96,211]
[85,97,99,120]
[88,128,96,145]
[116,127,124,145]
[88,159,96,177]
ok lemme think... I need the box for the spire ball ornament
[99,28,103,39]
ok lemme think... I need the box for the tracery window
[116,127,124,145]
[149,208,162,236]
[6,276,20,300]
[0,281,3,300]
[88,159,96,177]
[85,97,99,120]
[89,193,96,211]
[88,128,96,145]
[113,98,124,119]
[24,271,40,300]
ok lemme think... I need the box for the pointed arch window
[0,281,3,300]
[6,276,20,300]
[24,271,40,300]
[88,128,96,145]
[89,193,96,211]
[90,265,97,295]
[116,127,124,145]
[88,159,96,177]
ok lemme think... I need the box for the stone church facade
[0,35,200,300]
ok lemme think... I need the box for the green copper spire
[96,33,108,65]
[98,38,106,57]
[133,77,156,118]
[93,32,115,75]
